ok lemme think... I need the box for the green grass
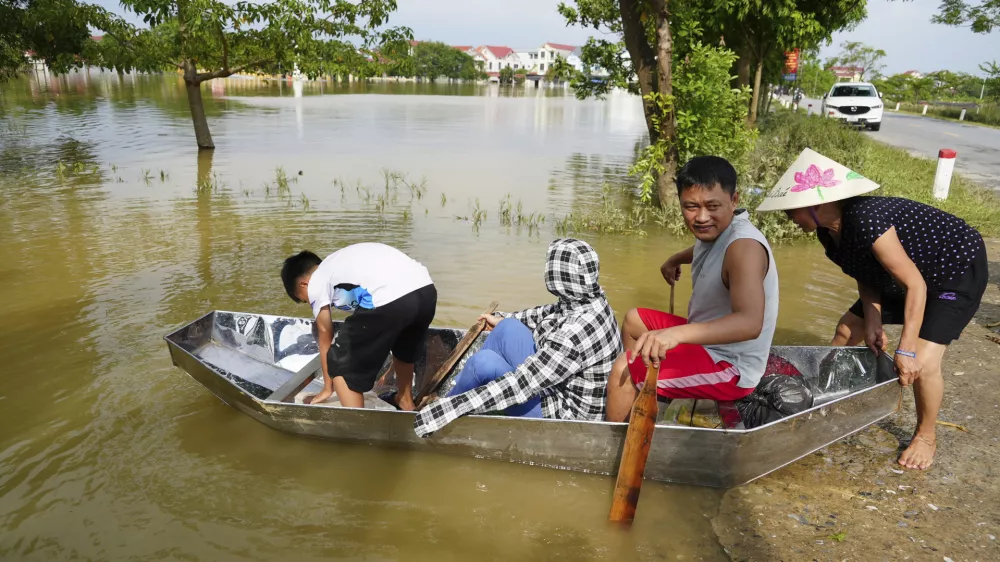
[895,102,1000,129]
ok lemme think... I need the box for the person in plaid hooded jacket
[413,238,622,438]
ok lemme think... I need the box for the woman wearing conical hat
[758,148,988,470]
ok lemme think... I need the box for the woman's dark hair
[281,250,322,302]
[675,155,738,196]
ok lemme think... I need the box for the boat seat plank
[266,355,322,402]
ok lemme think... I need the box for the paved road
[791,95,1000,192]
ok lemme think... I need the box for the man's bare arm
[671,238,767,345]
[313,306,335,396]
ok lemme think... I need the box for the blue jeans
[447,318,543,418]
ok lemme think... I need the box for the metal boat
[164,310,901,488]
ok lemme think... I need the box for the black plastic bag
[736,374,815,429]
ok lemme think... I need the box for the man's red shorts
[627,308,755,401]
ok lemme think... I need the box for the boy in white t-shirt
[281,243,437,410]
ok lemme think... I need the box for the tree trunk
[653,0,678,206]
[181,59,215,149]
[618,0,659,142]
[734,43,752,88]
[749,59,764,125]
[763,81,773,116]
[185,79,215,149]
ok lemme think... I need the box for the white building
[516,50,537,72]
[476,46,523,80]
[515,42,578,74]
[463,42,612,82]
[521,42,608,77]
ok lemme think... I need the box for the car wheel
[868,123,881,132]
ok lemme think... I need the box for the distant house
[830,66,863,83]
[476,46,521,79]
[512,42,578,75]
[902,70,924,79]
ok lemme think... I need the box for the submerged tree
[498,65,515,84]
[99,0,410,149]
[411,41,481,81]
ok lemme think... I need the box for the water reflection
[0,71,858,561]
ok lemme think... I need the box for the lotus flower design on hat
[791,164,841,201]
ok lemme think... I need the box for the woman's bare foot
[898,435,936,470]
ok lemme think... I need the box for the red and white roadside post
[933,149,957,200]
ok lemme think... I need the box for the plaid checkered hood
[414,238,622,437]
[544,238,602,301]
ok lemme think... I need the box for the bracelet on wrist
[894,349,917,358]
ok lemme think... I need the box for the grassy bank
[742,112,1000,241]
[896,102,1000,128]
[561,112,1000,243]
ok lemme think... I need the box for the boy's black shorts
[327,284,437,393]
[848,240,988,345]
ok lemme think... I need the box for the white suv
[821,82,884,131]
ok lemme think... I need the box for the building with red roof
[476,46,522,78]
[543,42,576,53]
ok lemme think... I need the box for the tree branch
[219,25,230,72]
[195,60,271,82]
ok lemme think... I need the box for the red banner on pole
[784,49,800,74]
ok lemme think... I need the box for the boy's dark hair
[675,155,738,196]
[281,250,322,303]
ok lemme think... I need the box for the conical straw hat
[756,148,880,212]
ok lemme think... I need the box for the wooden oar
[669,281,675,315]
[414,301,499,410]
[608,284,674,524]
[609,361,660,523]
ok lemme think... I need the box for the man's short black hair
[281,250,322,303]
[675,155,738,196]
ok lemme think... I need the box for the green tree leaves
[934,0,1000,33]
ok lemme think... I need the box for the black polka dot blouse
[817,196,984,296]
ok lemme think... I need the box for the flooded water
[0,71,860,561]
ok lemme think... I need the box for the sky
[93,0,998,76]
[390,0,997,76]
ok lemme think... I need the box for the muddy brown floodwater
[1,72,894,561]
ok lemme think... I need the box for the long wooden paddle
[608,284,674,523]
[414,301,499,410]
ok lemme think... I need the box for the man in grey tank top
[606,156,779,422]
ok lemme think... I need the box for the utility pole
[980,76,986,114]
